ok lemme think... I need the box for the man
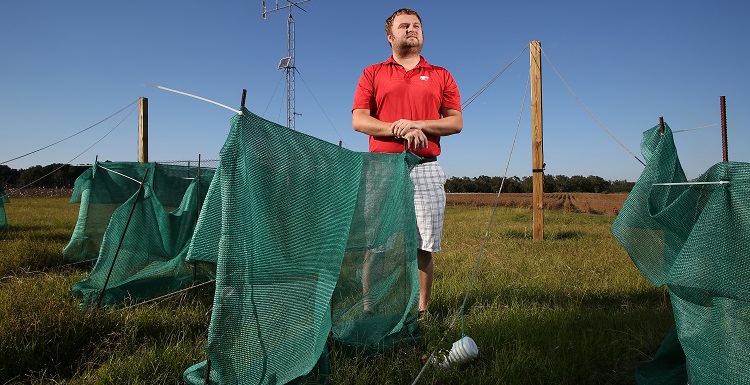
[352,8,463,316]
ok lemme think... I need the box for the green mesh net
[611,123,750,384]
[182,107,420,385]
[0,185,8,228]
[66,162,215,306]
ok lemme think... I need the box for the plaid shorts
[410,161,447,252]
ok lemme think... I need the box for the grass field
[446,192,629,216]
[0,196,673,384]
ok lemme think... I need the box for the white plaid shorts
[410,161,447,252]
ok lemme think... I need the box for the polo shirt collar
[385,55,431,69]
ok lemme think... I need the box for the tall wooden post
[138,97,149,163]
[530,41,544,240]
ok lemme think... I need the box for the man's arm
[390,107,463,138]
[354,108,463,137]
[352,108,430,150]
[352,108,393,137]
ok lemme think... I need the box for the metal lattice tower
[262,0,310,130]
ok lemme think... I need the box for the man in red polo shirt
[352,8,463,316]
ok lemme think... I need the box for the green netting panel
[183,108,420,385]
[63,162,214,263]
[0,185,8,228]
[66,162,215,307]
[611,123,750,384]
[331,151,421,350]
[634,325,687,384]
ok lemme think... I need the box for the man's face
[387,13,423,51]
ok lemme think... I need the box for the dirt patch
[446,192,628,216]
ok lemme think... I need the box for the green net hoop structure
[611,123,750,384]
[0,185,8,228]
[182,107,421,384]
[65,161,215,307]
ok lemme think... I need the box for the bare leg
[417,249,433,312]
[362,250,383,313]
[362,250,373,313]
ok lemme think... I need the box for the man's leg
[362,250,374,313]
[411,162,446,314]
[417,248,433,312]
[362,250,383,314]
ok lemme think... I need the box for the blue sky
[1,1,748,181]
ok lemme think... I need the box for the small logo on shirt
[420,76,430,81]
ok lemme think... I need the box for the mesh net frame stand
[183,108,421,385]
[611,123,750,384]
[66,161,216,307]
[0,185,8,228]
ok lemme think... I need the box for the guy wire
[462,44,528,110]
[8,104,138,192]
[540,48,646,166]
[411,73,529,385]
[673,123,718,133]
[263,73,285,118]
[1,98,140,165]
[116,278,217,312]
[295,68,346,147]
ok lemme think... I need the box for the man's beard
[396,37,422,52]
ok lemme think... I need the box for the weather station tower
[262,0,311,130]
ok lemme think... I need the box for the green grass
[0,198,673,384]
[0,197,78,276]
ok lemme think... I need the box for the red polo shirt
[352,55,461,157]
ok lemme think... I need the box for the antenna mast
[262,0,310,130]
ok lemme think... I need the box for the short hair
[384,8,422,36]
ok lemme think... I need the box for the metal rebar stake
[95,169,150,309]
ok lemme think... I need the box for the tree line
[0,164,634,193]
[0,164,89,189]
[446,175,634,193]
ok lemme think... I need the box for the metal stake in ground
[720,95,728,162]
[95,169,150,309]
[193,154,203,284]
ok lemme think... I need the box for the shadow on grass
[0,282,214,384]
[0,224,72,240]
[420,286,674,384]
[501,229,586,240]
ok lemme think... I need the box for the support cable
[60,258,98,268]
[411,75,530,385]
[262,72,285,118]
[7,104,138,193]
[673,123,718,134]
[461,44,529,110]
[116,278,217,312]
[295,68,346,146]
[540,48,645,166]
[115,265,254,312]
[1,99,139,165]
[0,258,98,282]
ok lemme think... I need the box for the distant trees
[0,163,636,193]
[0,164,88,189]
[0,165,20,187]
[445,174,635,193]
